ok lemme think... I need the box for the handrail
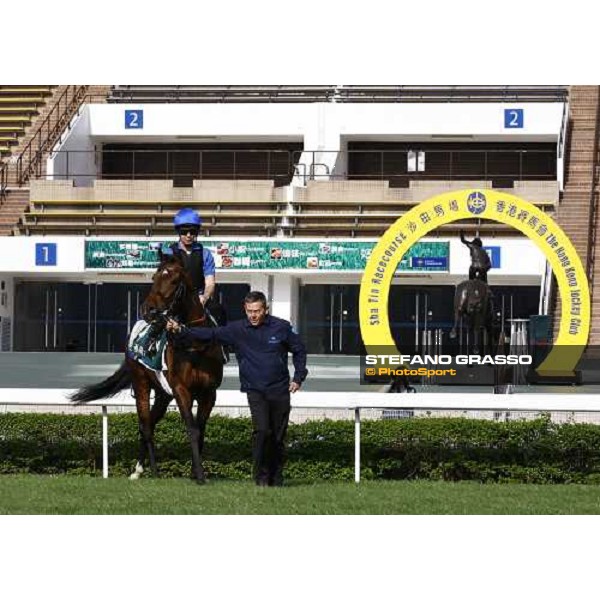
[44,148,558,185]
[15,85,89,185]
[585,87,600,283]
[0,161,8,204]
[1,90,107,204]
[558,101,569,160]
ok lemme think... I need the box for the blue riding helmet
[173,208,202,229]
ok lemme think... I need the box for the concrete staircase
[0,85,111,235]
[0,86,55,158]
[0,189,30,235]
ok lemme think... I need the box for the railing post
[354,407,361,483]
[102,405,109,479]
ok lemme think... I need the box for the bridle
[147,264,206,328]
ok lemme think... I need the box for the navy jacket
[175,315,308,394]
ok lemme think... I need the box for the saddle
[127,321,169,372]
[128,312,229,371]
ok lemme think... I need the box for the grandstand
[0,85,598,356]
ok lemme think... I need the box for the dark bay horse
[70,250,224,484]
[449,279,495,354]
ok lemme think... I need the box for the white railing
[2,389,600,482]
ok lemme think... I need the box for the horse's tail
[69,361,132,404]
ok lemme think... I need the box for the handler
[166,290,308,487]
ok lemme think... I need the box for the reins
[162,270,208,328]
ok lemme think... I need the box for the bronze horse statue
[70,249,224,484]
[449,278,495,355]
[388,374,416,393]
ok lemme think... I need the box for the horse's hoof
[449,330,457,339]
[194,477,206,485]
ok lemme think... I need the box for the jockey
[163,208,226,327]
[460,230,492,284]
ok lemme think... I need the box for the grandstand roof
[108,85,568,104]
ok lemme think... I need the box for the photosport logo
[360,352,535,384]
[358,189,591,382]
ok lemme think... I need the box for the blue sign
[410,256,449,269]
[483,246,501,268]
[504,108,524,129]
[125,110,144,129]
[35,243,57,266]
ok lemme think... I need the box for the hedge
[2,413,600,483]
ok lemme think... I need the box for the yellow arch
[359,189,590,376]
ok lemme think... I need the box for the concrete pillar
[270,273,299,326]
[0,276,14,351]
[249,273,273,306]
[293,104,342,184]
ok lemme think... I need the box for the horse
[70,249,224,484]
[449,278,495,355]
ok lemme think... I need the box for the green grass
[1,475,600,514]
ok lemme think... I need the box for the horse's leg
[450,312,459,338]
[450,291,464,339]
[473,325,480,355]
[130,369,158,480]
[136,389,171,477]
[173,384,205,484]
[150,390,171,432]
[196,388,217,459]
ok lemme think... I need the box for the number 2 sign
[125,110,144,129]
[504,108,524,129]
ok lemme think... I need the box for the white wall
[83,102,564,140]
[0,236,546,278]
[47,107,96,187]
[50,102,564,188]
[249,273,273,306]
[0,237,85,274]
[449,237,546,279]
[271,274,300,325]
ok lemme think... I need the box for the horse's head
[141,250,197,324]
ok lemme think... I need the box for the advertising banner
[85,239,450,272]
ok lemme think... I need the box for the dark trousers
[247,390,291,486]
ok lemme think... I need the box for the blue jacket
[175,315,308,394]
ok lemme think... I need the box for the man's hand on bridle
[166,318,182,334]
